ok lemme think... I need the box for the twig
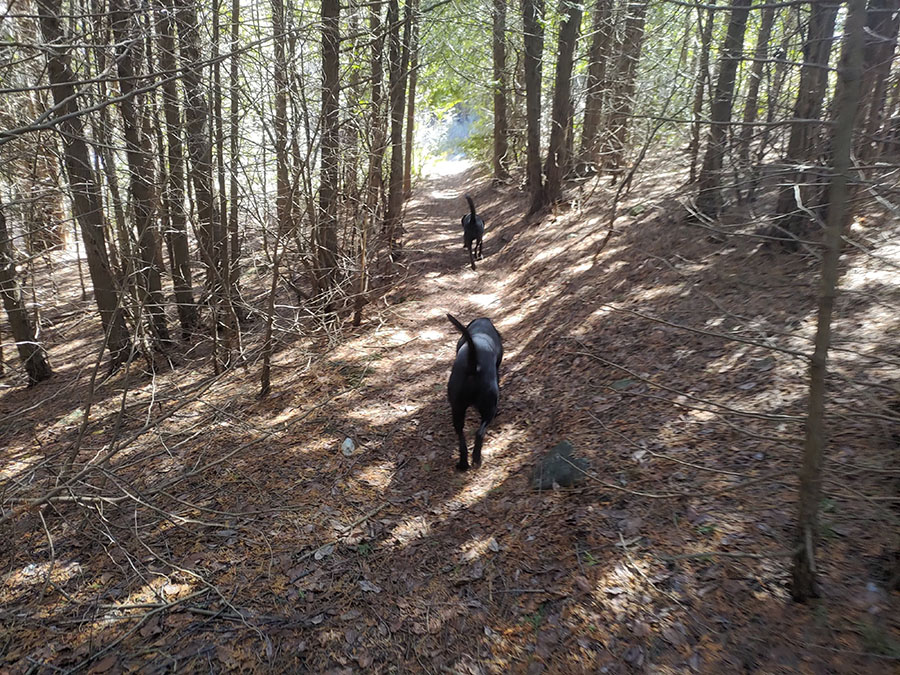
[658,549,794,561]
[66,590,210,673]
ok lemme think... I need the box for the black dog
[446,313,503,471]
[461,194,484,270]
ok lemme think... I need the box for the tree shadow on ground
[1,161,897,673]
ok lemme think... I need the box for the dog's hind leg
[472,406,495,468]
[453,407,469,471]
[472,419,489,468]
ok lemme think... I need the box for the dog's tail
[464,194,477,220]
[447,313,477,374]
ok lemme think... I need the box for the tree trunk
[688,0,717,183]
[605,0,649,173]
[0,206,52,385]
[228,0,243,318]
[110,0,171,347]
[522,0,546,213]
[403,0,420,196]
[318,0,341,295]
[695,0,752,218]
[271,0,292,243]
[858,0,900,160]
[155,0,197,338]
[579,0,614,169]
[737,5,776,166]
[36,0,131,368]
[792,0,866,603]
[492,0,510,179]
[213,0,242,363]
[175,0,220,297]
[384,0,411,253]
[544,0,582,204]
[354,1,388,326]
[774,0,841,235]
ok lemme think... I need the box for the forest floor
[1,158,899,673]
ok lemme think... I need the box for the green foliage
[523,603,547,630]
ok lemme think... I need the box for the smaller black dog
[446,313,503,471]
[461,194,484,270]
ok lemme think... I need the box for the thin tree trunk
[605,0,649,173]
[227,0,245,329]
[695,0,752,218]
[0,206,53,385]
[271,0,292,240]
[492,0,510,179]
[792,0,866,603]
[384,0,411,253]
[175,0,219,298]
[156,0,197,337]
[36,0,131,368]
[522,0,546,213]
[110,0,171,347]
[737,5,776,166]
[579,0,614,170]
[403,0,420,197]
[774,0,841,235]
[318,0,341,295]
[544,0,582,204]
[858,0,900,160]
[354,1,387,326]
[688,0,717,183]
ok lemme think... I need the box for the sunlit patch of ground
[421,156,473,179]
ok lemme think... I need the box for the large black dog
[461,194,484,270]
[446,313,503,471]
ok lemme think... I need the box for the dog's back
[461,194,484,243]
[447,314,503,470]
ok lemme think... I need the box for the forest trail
[2,160,897,673]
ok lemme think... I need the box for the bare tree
[792,0,867,602]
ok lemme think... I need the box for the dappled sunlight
[468,292,500,309]
[390,514,431,546]
[356,461,395,490]
[4,154,897,673]
[3,560,83,599]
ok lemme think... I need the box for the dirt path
[3,159,896,673]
